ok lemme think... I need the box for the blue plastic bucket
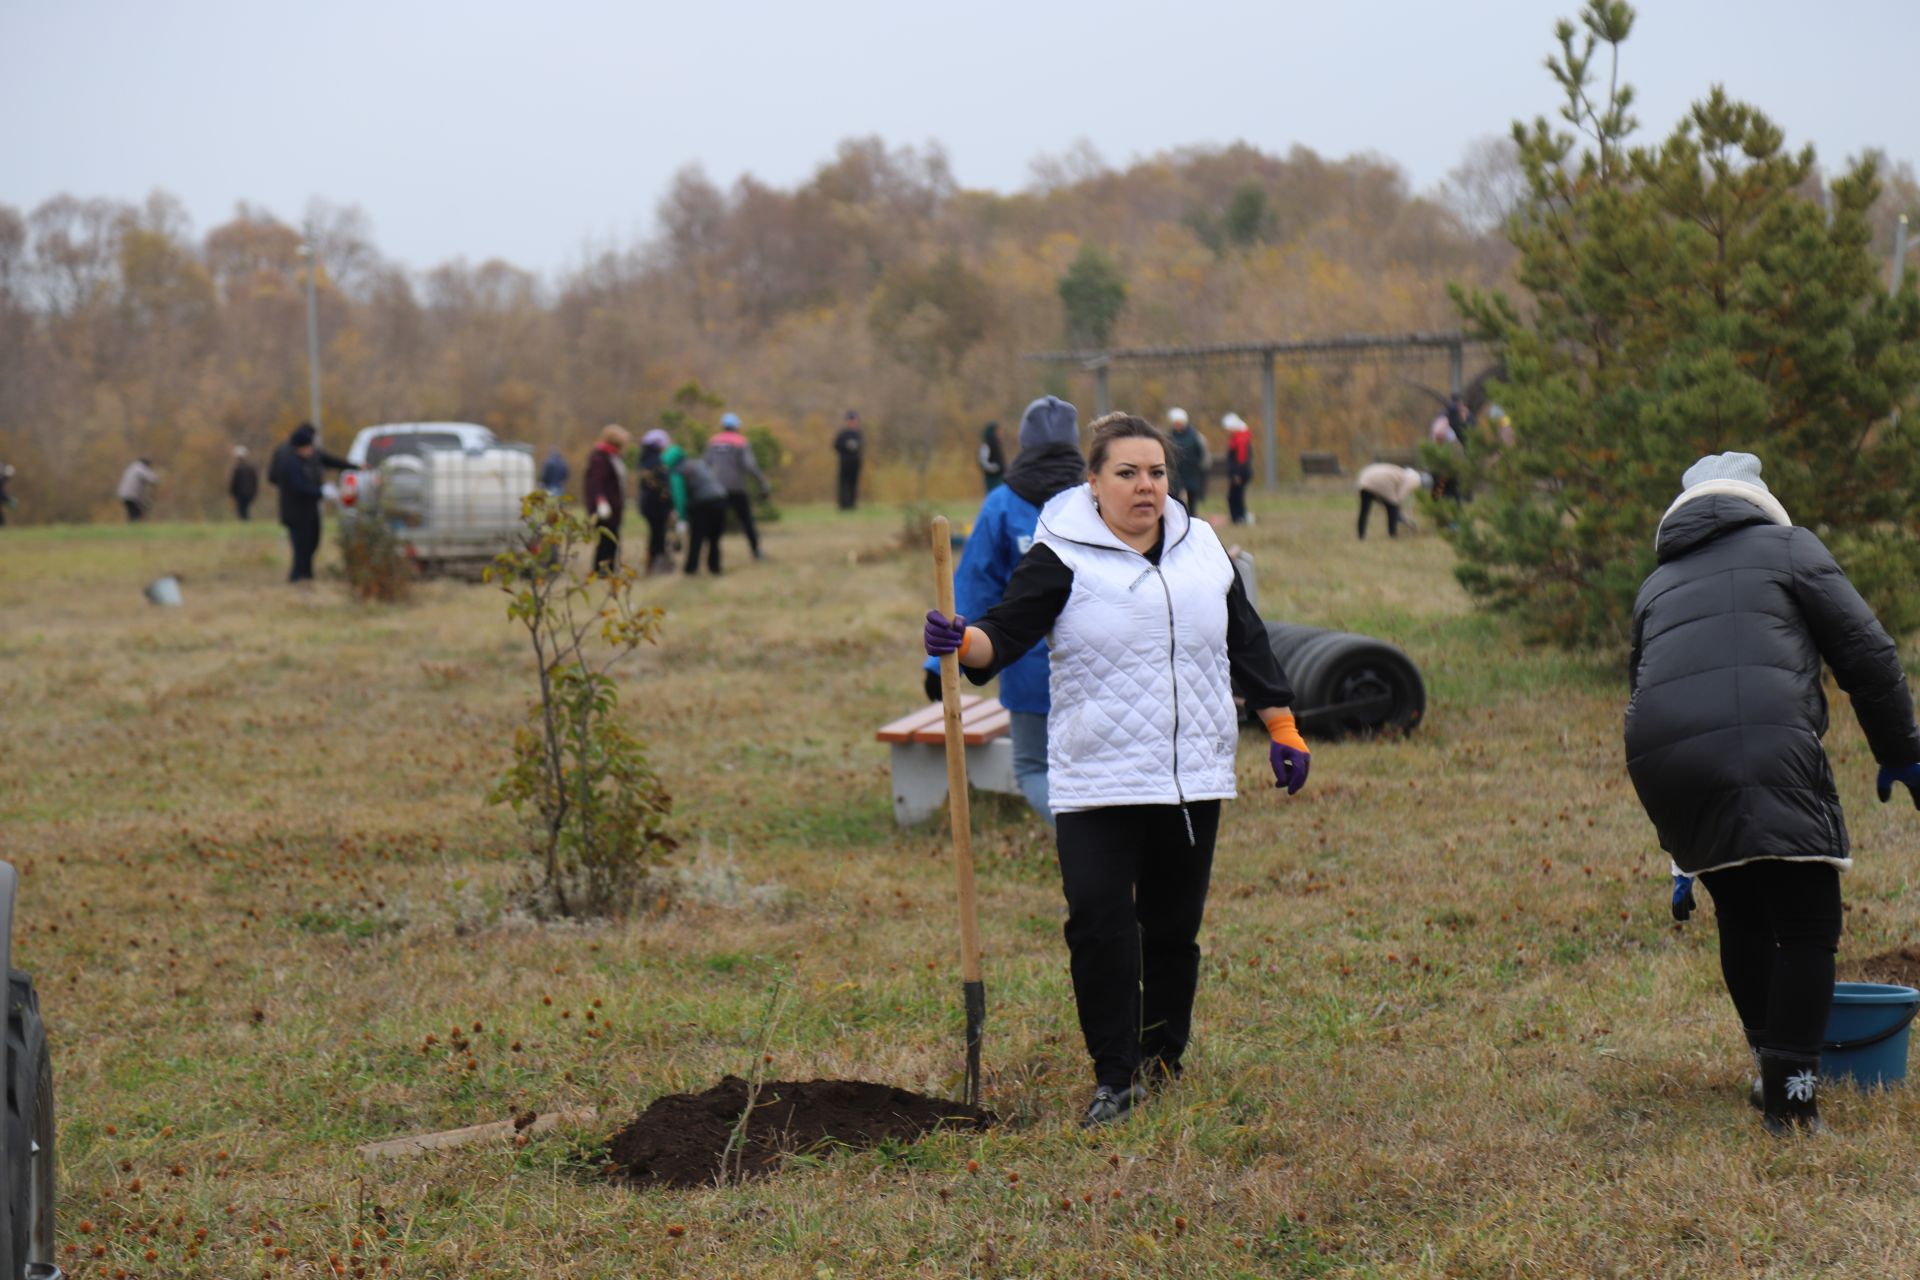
[1824,982,1920,1089]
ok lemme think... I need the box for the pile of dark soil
[605,1076,992,1189]
[1838,947,1920,988]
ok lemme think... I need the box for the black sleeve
[1789,529,1920,766]
[965,544,1074,685]
[1226,570,1293,710]
[319,449,355,471]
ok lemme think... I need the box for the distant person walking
[583,424,630,576]
[703,412,771,561]
[1626,452,1920,1135]
[118,457,158,521]
[920,396,1086,825]
[978,421,1006,494]
[1354,463,1427,539]
[636,429,676,575]
[540,446,570,496]
[267,423,353,583]
[834,410,864,510]
[1165,408,1209,515]
[1221,412,1253,525]
[229,447,259,521]
[0,463,14,527]
[664,441,729,575]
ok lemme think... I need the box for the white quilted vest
[1034,486,1240,813]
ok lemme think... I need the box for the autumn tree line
[0,139,1526,523]
[0,133,1910,524]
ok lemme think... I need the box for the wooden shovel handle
[931,516,983,984]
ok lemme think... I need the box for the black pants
[1056,801,1220,1089]
[1699,860,1843,1058]
[124,500,145,522]
[591,516,622,575]
[641,501,670,571]
[684,499,725,574]
[837,466,859,510]
[1227,477,1248,524]
[285,512,321,582]
[234,497,252,521]
[1357,491,1403,539]
[725,490,760,556]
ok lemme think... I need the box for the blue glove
[1670,873,1696,922]
[923,610,967,658]
[1876,761,1920,810]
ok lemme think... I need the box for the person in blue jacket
[923,395,1085,825]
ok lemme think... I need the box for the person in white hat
[1220,413,1254,524]
[1164,408,1209,514]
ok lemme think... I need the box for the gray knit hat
[1681,451,1769,494]
[1018,396,1078,449]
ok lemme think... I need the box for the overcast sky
[3,0,1913,277]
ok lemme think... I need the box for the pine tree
[1445,2,1920,645]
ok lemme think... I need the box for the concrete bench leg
[965,738,1018,796]
[890,743,949,826]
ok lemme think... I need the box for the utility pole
[301,224,322,437]
[1893,214,1911,297]
[1260,350,1277,492]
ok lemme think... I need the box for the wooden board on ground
[356,1106,598,1158]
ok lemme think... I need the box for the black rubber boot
[1744,1028,1764,1112]
[1758,1049,1825,1135]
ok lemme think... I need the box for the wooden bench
[1298,451,1344,477]
[874,695,1020,825]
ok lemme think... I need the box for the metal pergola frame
[1025,331,1492,490]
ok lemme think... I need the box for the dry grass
[4,495,1920,1278]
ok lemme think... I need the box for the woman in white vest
[924,413,1309,1127]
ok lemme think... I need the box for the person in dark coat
[1626,452,1920,1135]
[833,410,864,510]
[1164,408,1208,514]
[267,423,353,583]
[229,447,259,521]
[636,429,676,575]
[582,424,629,575]
[540,447,570,496]
[977,421,1005,494]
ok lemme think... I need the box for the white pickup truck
[335,422,537,576]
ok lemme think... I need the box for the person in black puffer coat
[1626,452,1920,1135]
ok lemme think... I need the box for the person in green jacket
[663,443,730,575]
[1165,408,1209,515]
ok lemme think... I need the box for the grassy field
[4,493,1920,1278]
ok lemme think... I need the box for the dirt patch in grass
[605,1075,992,1189]
[1838,947,1920,988]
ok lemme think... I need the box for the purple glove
[1270,740,1310,795]
[924,610,968,657]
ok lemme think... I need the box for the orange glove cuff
[1266,710,1308,753]
[956,628,971,660]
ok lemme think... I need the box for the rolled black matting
[1260,621,1426,740]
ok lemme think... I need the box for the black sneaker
[1079,1084,1146,1129]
